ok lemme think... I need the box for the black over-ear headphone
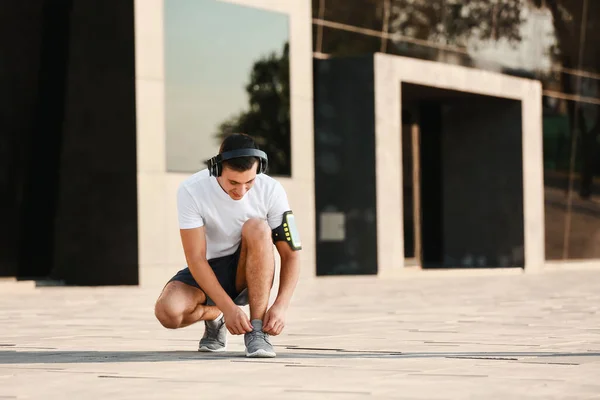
[207,148,269,177]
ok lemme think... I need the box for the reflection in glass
[165,0,291,175]
[543,96,572,260]
[320,26,381,56]
[565,98,600,259]
[316,1,598,95]
[318,1,551,74]
[579,1,600,74]
[316,0,600,263]
[543,96,600,260]
[320,0,386,31]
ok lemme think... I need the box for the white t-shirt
[177,168,291,260]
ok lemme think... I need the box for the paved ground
[1,268,600,399]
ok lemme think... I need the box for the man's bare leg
[154,281,221,329]
[236,218,275,322]
[235,218,277,358]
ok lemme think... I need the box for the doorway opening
[401,83,525,269]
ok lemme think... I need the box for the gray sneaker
[244,319,276,358]
[198,314,227,352]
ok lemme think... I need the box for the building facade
[310,0,600,274]
[135,0,316,285]
[1,0,598,286]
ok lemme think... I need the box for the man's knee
[154,298,184,329]
[242,218,271,242]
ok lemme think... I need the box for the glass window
[165,0,291,175]
[315,0,600,262]
[542,0,600,260]
[543,96,573,260]
[542,96,600,260]
[564,101,600,259]
[314,0,594,89]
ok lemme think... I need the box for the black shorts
[168,246,248,306]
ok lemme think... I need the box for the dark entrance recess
[402,83,525,269]
[0,0,139,285]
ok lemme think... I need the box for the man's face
[217,163,258,200]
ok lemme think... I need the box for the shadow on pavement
[1,348,598,364]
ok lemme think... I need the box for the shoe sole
[245,348,276,358]
[198,346,227,352]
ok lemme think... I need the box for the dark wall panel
[18,0,72,280]
[0,0,138,285]
[50,0,138,285]
[0,1,53,278]
[314,56,378,275]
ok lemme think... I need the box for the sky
[164,0,289,172]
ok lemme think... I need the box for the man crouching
[154,133,302,358]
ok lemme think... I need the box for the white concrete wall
[374,53,545,275]
[134,0,315,287]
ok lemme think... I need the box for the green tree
[215,42,291,176]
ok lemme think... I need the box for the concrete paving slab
[1,269,599,399]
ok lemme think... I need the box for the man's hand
[222,305,252,335]
[263,302,287,336]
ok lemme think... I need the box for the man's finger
[263,313,271,330]
[266,320,278,335]
[266,317,277,332]
[243,317,253,332]
[233,322,243,335]
[276,322,284,335]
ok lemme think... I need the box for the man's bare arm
[272,241,301,308]
[179,227,237,313]
[180,227,252,334]
[263,242,300,335]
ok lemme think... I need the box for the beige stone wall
[134,0,315,287]
[373,53,545,275]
